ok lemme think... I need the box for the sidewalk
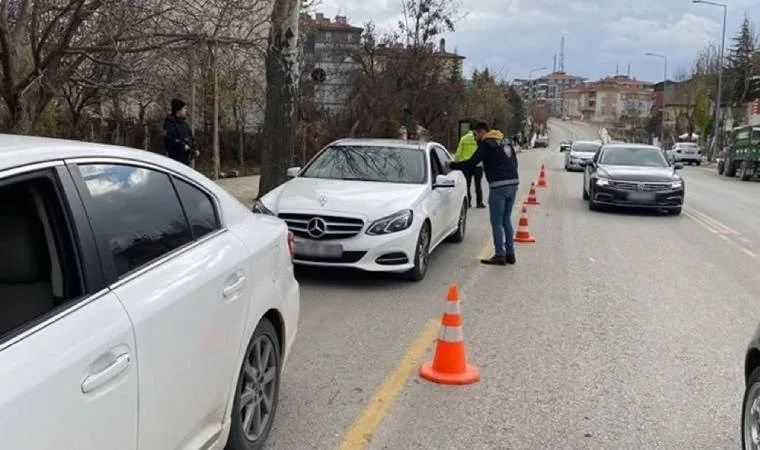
[216,175,260,206]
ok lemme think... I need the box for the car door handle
[81,353,131,393]
[223,275,246,298]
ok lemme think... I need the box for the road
[242,118,760,449]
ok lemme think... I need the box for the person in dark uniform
[163,99,198,165]
[448,121,520,266]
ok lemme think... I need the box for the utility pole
[693,0,727,157]
[646,52,667,145]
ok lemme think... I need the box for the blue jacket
[449,130,519,188]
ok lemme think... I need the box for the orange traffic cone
[524,182,540,205]
[419,284,479,386]
[514,206,536,243]
[537,163,548,188]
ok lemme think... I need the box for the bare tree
[258,0,302,197]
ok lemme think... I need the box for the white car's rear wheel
[403,222,430,282]
[227,318,281,450]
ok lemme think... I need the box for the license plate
[628,191,655,202]
[295,239,343,258]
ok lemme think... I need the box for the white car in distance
[0,134,299,450]
[253,139,469,281]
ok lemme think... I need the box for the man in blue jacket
[448,121,519,265]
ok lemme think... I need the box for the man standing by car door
[454,122,486,208]
[448,121,519,266]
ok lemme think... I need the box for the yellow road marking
[683,209,719,234]
[338,320,440,450]
[476,237,493,260]
[683,205,738,235]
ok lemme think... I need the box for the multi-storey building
[513,71,585,117]
[564,75,654,125]
[300,13,364,112]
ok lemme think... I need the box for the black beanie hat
[171,98,186,114]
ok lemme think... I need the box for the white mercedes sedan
[0,134,299,450]
[252,138,468,281]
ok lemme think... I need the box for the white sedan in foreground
[0,134,299,450]
[253,138,468,281]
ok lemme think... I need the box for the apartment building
[300,13,364,112]
[564,75,654,125]
[513,71,585,117]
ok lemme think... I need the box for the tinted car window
[599,147,669,167]
[174,178,220,239]
[77,164,193,277]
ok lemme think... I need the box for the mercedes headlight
[670,180,683,189]
[366,209,413,236]
[251,200,275,216]
[595,178,610,186]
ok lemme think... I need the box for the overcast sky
[317,0,760,84]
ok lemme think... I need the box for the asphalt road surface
[259,119,759,449]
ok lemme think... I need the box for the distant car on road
[564,140,602,171]
[666,142,702,166]
[582,143,685,215]
[252,138,468,281]
[534,135,550,148]
[0,134,299,450]
[559,140,573,152]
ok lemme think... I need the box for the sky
[317,0,760,84]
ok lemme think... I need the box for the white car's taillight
[287,231,295,259]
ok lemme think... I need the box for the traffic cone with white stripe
[514,206,536,243]
[524,182,540,205]
[419,284,480,385]
[537,163,548,188]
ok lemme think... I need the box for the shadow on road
[589,205,682,217]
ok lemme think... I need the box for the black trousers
[463,166,484,206]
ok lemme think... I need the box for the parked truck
[718,125,760,180]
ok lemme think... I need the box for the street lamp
[645,52,668,144]
[693,0,727,157]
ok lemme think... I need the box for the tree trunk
[258,0,302,198]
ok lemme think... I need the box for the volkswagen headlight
[252,200,275,216]
[670,180,683,189]
[595,178,610,187]
[366,209,413,236]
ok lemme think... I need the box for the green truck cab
[719,125,760,180]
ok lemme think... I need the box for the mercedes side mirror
[433,174,455,188]
[286,167,301,178]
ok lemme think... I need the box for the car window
[432,147,450,174]
[599,147,669,167]
[0,170,84,339]
[572,142,601,153]
[76,164,193,278]
[753,129,760,141]
[430,150,445,179]
[173,178,220,239]
[299,145,426,184]
[434,146,452,163]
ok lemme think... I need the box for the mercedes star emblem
[318,195,327,206]
[307,217,327,238]
[638,183,645,191]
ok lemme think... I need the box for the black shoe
[480,255,507,266]
[505,253,516,265]
[476,203,486,209]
